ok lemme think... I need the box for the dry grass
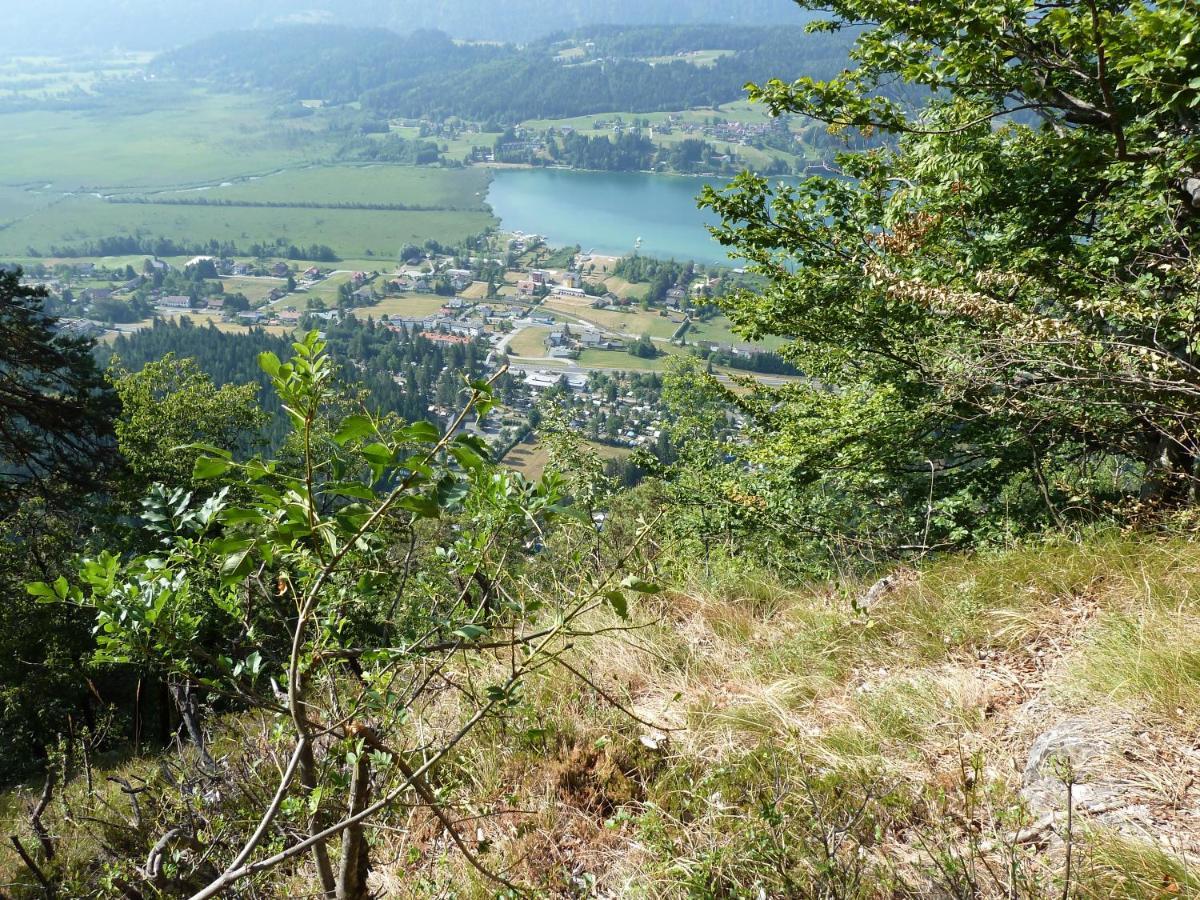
[383,532,1200,896]
[457,280,491,300]
[8,533,1200,896]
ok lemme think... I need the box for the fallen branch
[9,835,54,898]
[106,777,146,830]
[30,771,55,861]
[142,827,185,887]
[979,799,1122,853]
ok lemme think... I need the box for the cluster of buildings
[386,298,526,343]
[543,322,621,359]
[514,371,667,450]
[651,114,792,148]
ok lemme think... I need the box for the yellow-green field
[686,317,787,350]
[457,280,490,299]
[0,53,152,99]
[576,347,678,371]
[502,440,550,478]
[543,298,683,339]
[643,49,735,68]
[0,90,337,191]
[138,165,491,210]
[221,276,286,304]
[0,86,497,261]
[353,294,449,319]
[595,274,642,298]
[506,326,552,357]
[518,100,815,170]
[0,199,493,259]
[503,437,629,479]
[156,307,296,336]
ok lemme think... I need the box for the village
[25,232,782,469]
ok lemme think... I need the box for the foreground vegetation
[8,523,1200,896]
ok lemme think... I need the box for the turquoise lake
[485,168,737,265]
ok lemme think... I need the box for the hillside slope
[5,532,1200,896]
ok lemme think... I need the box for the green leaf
[450,444,485,471]
[453,624,488,640]
[26,580,63,602]
[327,481,377,501]
[361,443,394,467]
[220,541,256,581]
[401,421,441,444]
[604,590,629,620]
[193,456,231,480]
[176,442,232,459]
[220,507,265,525]
[620,575,661,594]
[334,414,375,446]
[258,351,282,376]
[396,493,441,518]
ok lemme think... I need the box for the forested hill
[150,27,514,104]
[156,24,855,123]
[369,26,856,122]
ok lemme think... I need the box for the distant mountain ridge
[1,0,813,54]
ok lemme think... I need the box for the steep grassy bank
[5,531,1200,896]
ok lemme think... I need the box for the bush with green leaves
[701,0,1200,553]
[30,332,657,897]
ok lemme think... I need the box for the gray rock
[1184,177,1200,209]
[1020,717,1126,816]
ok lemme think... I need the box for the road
[503,356,796,388]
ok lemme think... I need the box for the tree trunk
[336,753,372,900]
[168,680,217,771]
[1139,433,1197,506]
[298,738,338,897]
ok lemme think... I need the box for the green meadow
[0,85,496,260]
[134,165,493,209]
[0,90,338,191]
[0,197,493,259]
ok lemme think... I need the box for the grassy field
[457,280,491,299]
[0,53,152,99]
[354,294,449,319]
[0,84,496,261]
[519,100,817,170]
[503,436,629,479]
[0,198,494,259]
[155,307,296,336]
[686,316,787,350]
[139,165,492,210]
[220,276,286,304]
[522,101,786,133]
[543,298,683,339]
[506,326,552,357]
[595,274,641,298]
[502,439,550,479]
[0,90,339,192]
[576,348,677,371]
[643,49,736,68]
[388,125,482,162]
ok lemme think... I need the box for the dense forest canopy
[155,24,858,123]
[102,317,498,449]
[150,27,514,104]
